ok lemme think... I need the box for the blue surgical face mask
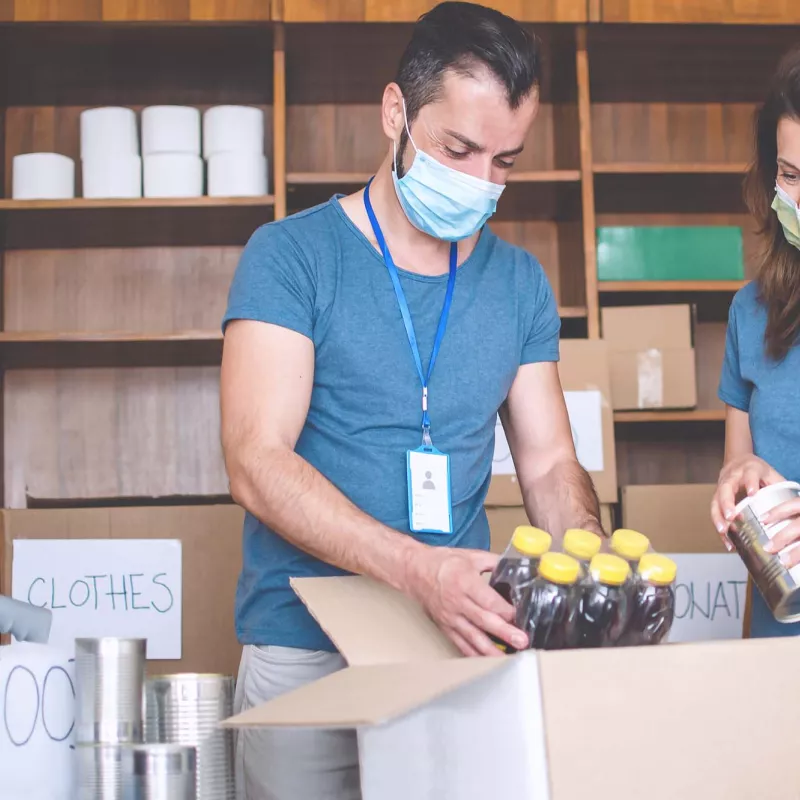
[391,100,505,242]
[772,183,800,251]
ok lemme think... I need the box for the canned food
[730,481,800,623]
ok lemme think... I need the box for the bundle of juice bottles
[490,526,677,652]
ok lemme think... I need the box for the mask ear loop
[394,96,420,175]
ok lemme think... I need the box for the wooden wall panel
[696,321,727,411]
[4,368,226,508]
[12,0,102,19]
[592,103,755,167]
[8,0,269,17]
[4,247,240,332]
[101,0,192,20]
[189,0,269,19]
[601,0,800,24]
[280,0,586,22]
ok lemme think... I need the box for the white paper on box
[82,155,142,199]
[0,643,76,800]
[142,105,201,156]
[11,539,182,659]
[12,153,75,200]
[143,153,203,198]
[203,105,264,158]
[665,553,748,643]
[80,106,139,160]
[207,151,269,196]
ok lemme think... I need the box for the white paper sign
[12,539,182,660]
[0,643,76,800]
[491,390,604,477]
[666,554,748,643]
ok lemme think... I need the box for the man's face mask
[392,99,505,242]
[772,183,800,251]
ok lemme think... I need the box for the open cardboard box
[225,576,800,799]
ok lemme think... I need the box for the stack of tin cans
[75,638,197,800]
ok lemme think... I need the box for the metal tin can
[730,481,800,623]
[121,743,196,800]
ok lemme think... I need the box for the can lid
[610,529,650,561]
[638,553,677,585]
[538,552,580,585]
[734,481,800,516]
[512,526,552,557]
[589,553,630,586]
[563,529,602,560]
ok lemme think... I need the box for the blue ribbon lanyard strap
[364,179,457,446]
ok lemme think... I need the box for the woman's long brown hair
[744,49,800,361]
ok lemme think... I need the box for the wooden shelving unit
[0,8,796,509]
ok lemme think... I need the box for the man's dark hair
[395,1,541,128]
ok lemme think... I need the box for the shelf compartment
[599,280,746,293]
[614,409,726,423]
[593,163,747,175]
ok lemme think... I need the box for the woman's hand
[711,455,784,547]
[762,498,800,568]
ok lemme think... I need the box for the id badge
[407,446,453,535]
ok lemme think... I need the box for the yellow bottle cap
[589,553,631,586]
[512,526,552,557]
[638,553,677,585]
[611,529,650,561]
[563,529,602,561]
[538,552,580,585]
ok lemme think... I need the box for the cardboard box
[0,505,244,677]
[226,575,800,800]
[597,226,745,282]
[602,305,697,410]
[487,339,618,505]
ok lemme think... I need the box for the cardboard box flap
[291,576,460,666]
[602,304,693,351]
[224,658,507,729]
[540,638,800,798]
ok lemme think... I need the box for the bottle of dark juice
[610,529,651,572]
[619,553,677,646]
[489,526,552,653]
[578,553,631,647]
[524,552,581,651]
[563,529,603,575]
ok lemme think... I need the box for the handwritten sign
[0,643,76,800]
[665,554,748,643]
[12,539,182,659]
[492,390,604,476]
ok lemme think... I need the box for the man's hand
[711,455,784,545]
[762,498,800,568]
[403,547,529,657]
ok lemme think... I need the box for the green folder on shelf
[596,226,745,282]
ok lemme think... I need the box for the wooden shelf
[599,280,746,292]
[507,170,581,183]
[287,171,581,185]
[0,196,275,211]
[558,306,588,318]
[0,331,223,369]
[594,163,747,175]
[614,409,726,423]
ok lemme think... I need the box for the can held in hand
[730,481,800,623]
[75,638,146,744]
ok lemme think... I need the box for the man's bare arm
[500,361,603,540]
[221,320,527,655]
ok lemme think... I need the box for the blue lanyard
[364,179,457,445]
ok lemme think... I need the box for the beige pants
[234,644,361,800]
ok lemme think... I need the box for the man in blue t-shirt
[221,3,604,797]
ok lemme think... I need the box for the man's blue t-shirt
[719,280,800,638]
[223,197,561,651]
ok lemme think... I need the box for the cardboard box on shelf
[226,575,800,800]
[487,339,617,506]
[0,505,244,677]
[602,304,697,410]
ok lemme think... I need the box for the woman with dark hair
[711,48,800,638]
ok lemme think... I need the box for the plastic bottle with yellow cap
[619,553,677,646]
[577,553,632,647]
[523,552,581,650]
[610,529,651,569]
[562,528,603,574]
[489,526,552,653]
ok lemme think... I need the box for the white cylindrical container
[80,107,139,160]
[202,105,264,158]
[75,638,146,745]
[82,155,142,199]
[12,153,75,200]
[142,106,201,156]
[143,154,203,198]
[207,152,268,197]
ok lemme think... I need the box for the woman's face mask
[772,183,800,251]
[391,100,505,242]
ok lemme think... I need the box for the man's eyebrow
[778,157,800,173]
[442,129,525,158]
